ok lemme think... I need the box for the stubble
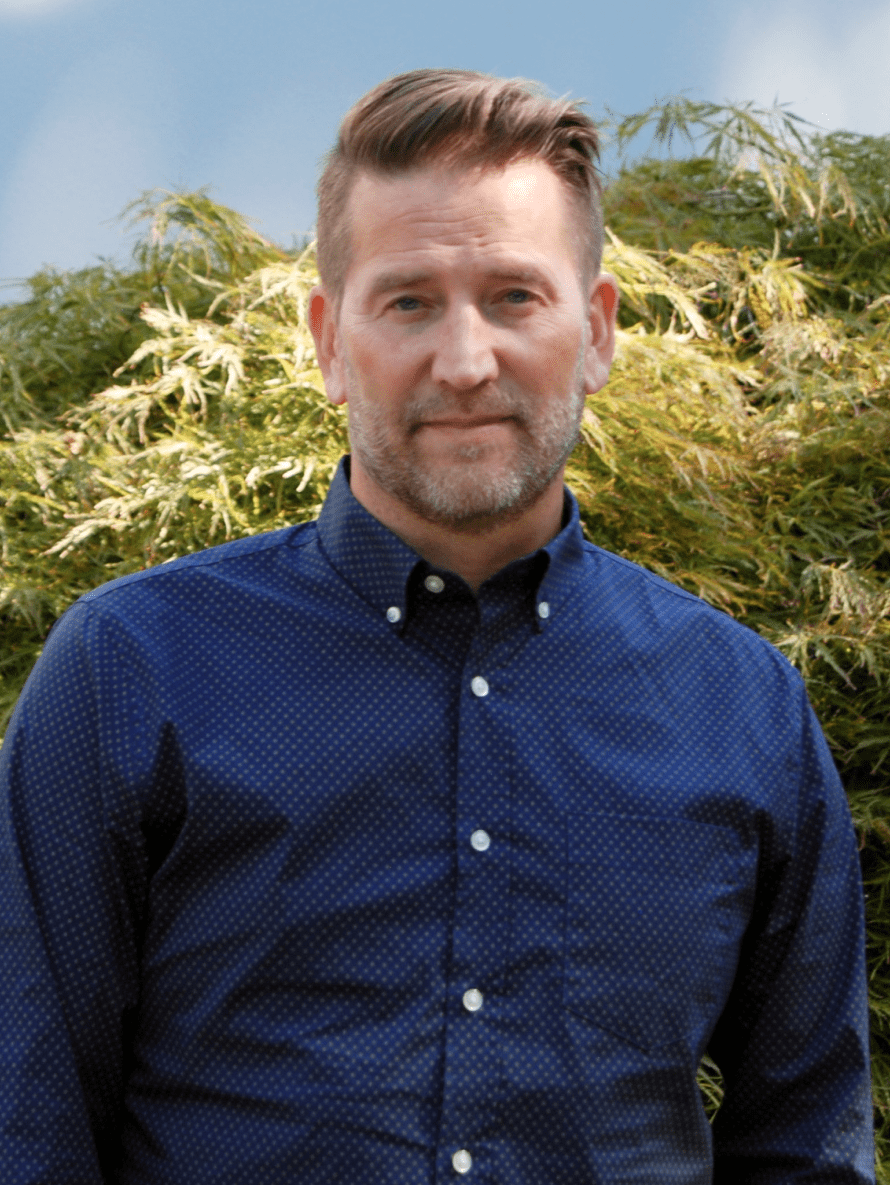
[345,353,587,532]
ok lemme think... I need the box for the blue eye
[394,296,421,311]
[504,289,531,304]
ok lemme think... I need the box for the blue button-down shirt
[1,458,873,1184]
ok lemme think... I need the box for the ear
[308,285,348,406]
[581,272,619,395]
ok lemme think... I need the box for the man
[0,70,873,1184]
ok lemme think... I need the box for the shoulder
[576,538,803,695]
[42,520,322,668]
[79,520,318,608]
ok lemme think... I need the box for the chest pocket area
[564,811,753,1052]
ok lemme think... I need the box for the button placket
[437,600,510,1182]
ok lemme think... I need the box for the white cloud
[0,0,88,16]
[194,80,335,250]
[716,0,890,134]
[0,48,174,279]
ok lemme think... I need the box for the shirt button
[471,676,489,698]
[470,829,490,852]
[386,606,401,623]
[424,574,445,593]
[452,1149,472,1174]
[537,601,550,619]
[462,988,483,1012]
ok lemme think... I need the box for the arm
[1,603,166,1183]
[710,683,874,1184]
[1,800,105,1183]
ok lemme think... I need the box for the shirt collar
[315,456,586,631]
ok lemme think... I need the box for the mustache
[401,385,530,429]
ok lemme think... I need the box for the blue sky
[1,0,888,291]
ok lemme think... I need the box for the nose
[429,303,499,392]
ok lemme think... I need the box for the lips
[419,416,514,429]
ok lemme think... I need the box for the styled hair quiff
[316,69,604,300]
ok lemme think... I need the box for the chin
[403,458,547,529]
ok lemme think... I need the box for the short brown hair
[316,69,603,300]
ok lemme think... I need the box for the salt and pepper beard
[345,351,587,532]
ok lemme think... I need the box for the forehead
[342,159,580,287]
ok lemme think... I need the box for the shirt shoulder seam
[581,539,706,606]
[81,522,318,605]
[579,538,804,678]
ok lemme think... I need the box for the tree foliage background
[2,99,889,1177]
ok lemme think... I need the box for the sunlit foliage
[2,103,889,1176]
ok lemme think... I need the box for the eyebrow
[367,271,434,297]
[366,266,555,299]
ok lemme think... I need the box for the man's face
[311,159,617,529]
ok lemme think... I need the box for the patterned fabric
[0,456,873,1184]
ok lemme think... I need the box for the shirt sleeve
[709,679,875,1184]
[0,602,167,1184]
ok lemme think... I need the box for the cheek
[518,329,582,392]
[348,329,414,394]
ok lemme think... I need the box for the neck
[348,459,566,592]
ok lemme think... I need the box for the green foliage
[0,190,288,431]
[603,98,890,302]
[2,104,889,1176]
